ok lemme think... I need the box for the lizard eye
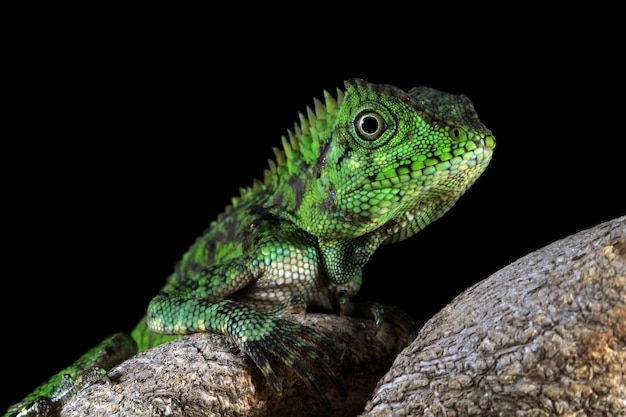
[354,110,387,141]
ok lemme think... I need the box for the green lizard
[6,78,495,416]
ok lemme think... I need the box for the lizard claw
[340,297,420,342]
[239,316,346,411]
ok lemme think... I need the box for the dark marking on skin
[342,209,373,227]
[248,206,282,225]
[272,190,284,207]
[287,174,306,210]
[313,138,332,178]
[240,206,283,253]
[382,217,401,235]
[248,184,272,206]
[317,182,337,213]
[204,240,217,259]
[318,189,370,229]
[241,222,254,253]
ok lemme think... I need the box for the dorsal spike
[323,90,337,113]
[287,129,300,151]
[273,147,286,167]
[309,126,319,144]
[281,135,294,160]
[313,97,326,118]
[263,168,273,184]
[252,178,264,192]
[297,129,311,152]
[336,87,344,106]
[212,86,346,221]
[294,122,303,137]
[306,106,317,128]
[267,158,277,175]
[298,112,310,135]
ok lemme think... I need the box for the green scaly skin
[6,78,495,416]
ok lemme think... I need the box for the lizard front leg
[146,255,346,411]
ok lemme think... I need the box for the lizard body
[7,79,495,416]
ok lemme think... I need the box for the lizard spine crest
[218,87,345,220]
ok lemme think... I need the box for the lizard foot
[338,291,420,342]
[240,315,347,412]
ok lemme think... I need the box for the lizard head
[301,78,495,244]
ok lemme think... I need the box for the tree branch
[60,313,411,417]
[362,215,626,416]
[60,216,625,416]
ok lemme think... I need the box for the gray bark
[60,216,625,416]
[361,215,626,417]
[60,314,411,417]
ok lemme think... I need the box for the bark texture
[59,216,625,416]
[361,215,626,417]
[60,314,411,417]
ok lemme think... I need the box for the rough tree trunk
[60,313,412,417]
[60,216,625,416]
[361,215,625,417]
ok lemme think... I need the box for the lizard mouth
[480,133,496,153]
[473,133,496,165]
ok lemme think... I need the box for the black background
[3,9,624,412]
